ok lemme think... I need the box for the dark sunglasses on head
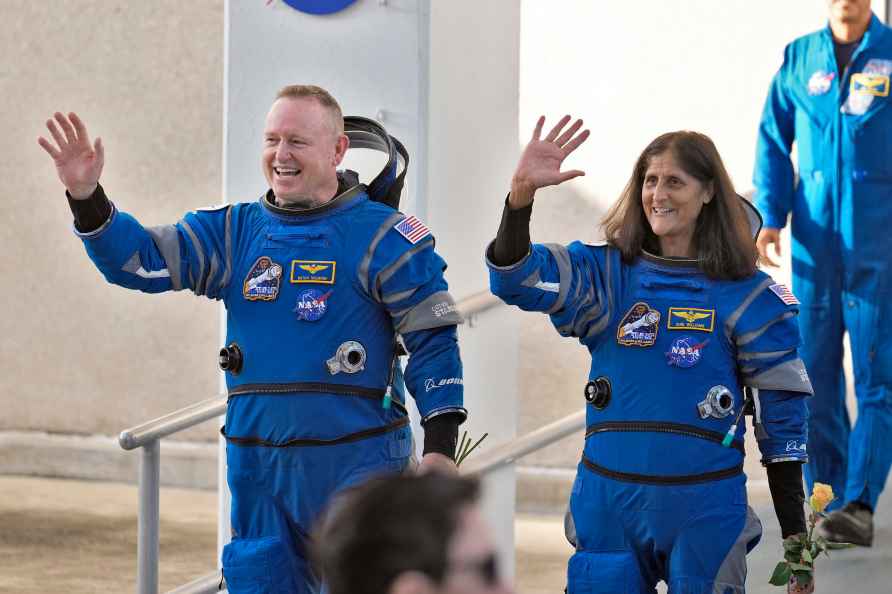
[447,552,500,586]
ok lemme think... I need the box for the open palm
[38,112,104,199]
[514,115,590,191]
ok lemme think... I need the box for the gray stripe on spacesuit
[374,238,435,302]
[735,311,796,347]
[394,290,463,333]
[543,243,572,315]
[207,252,220,297]
[737,347,795,361]
[711,505,762,593]
[744,358,814,394]
[179,220,207,295]
[146,225,183,291]
[220,205,233,288]
[724,277,773,342]
[358,212,405,294]
[520,269,542,288]
[554,282,595,336]
[383,286,419,306]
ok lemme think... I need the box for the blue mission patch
[616,302,660,347]
[243,256,283,301]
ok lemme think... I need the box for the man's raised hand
[509,115,590,209]
[38,112,104,200]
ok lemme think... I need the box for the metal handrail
[119,289,506,594]
[461,410,586,476]
[119,396,227,451]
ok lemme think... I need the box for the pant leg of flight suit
[842,262,892,508]
[792,232,849,511]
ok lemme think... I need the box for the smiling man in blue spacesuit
[754,0,892,546]
[38,85,465,593]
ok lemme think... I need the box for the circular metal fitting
[326,341,367,375]
[218,343,243,375]
[698,385,735,419]
[584,376,612,410]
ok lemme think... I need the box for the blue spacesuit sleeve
[753,45,797,230]
[487,240,613,341]
[78,201,235,300]
[359,214,464,422]
[727,277,812,464]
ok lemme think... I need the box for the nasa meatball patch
[616,302,661,347]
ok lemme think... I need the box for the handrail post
[137,440,161,594]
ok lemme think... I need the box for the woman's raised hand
[509,115,590,209]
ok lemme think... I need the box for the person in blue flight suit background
[754,0,892,547]
[488,117,814,593]
[38,85,466,594]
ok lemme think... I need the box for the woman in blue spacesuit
[486,117,814,594]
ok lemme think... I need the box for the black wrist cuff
[766,461,807,538]
[67,184,112,233]
[489,193,532,266]
[421,413,461,460]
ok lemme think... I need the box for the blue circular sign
[282,0,358,15]
[293,289,332,321]
[666,336,708,368]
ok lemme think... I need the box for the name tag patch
[617,302,660,347]
[290,260,336,284]
[667,307,715,332]
[243,256,283,301]
[851,73,890,97]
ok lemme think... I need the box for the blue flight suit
[754,13,892,511]
[488,243,811,593]
[76,184,465,594]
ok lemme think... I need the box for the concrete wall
[1,1,223,442]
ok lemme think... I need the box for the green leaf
[788,562,812,572]
[824,541,857,550]
[801,549,813,563]
[768,561,793,586]
[783,538,804,554]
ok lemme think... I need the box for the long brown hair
[601,131,758,280]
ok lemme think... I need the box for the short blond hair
[275,84,344,135]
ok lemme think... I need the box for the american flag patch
[769,283,800,305]
[393,215,431,244]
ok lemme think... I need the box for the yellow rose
[809,483,834,513]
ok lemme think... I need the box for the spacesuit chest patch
[616,302,661,347]
[666,336,708,368]
[293,288,332,321]
[290,260,336,284]
[393,215,431,245]
[242,256,283,301]
[667,307,715,332]
[807,70,834,96]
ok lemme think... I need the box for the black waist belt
[581,455,744,485]
[585,421,746,455]
[222,416,410,449]
[227,381,408,415]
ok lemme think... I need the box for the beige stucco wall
[1,1,224,440]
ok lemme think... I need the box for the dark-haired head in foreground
[312,474,513,594]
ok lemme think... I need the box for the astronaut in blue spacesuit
[489,117,813,593]
[754,0,892,547]
[38,85,465,594]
